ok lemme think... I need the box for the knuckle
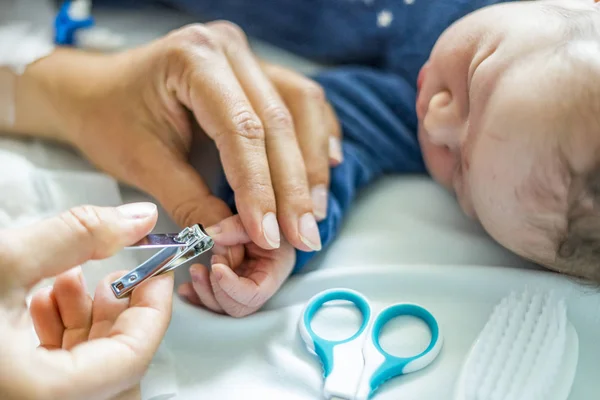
[308,164,329,186]
[235,180,272,198]
[231,110,265,142]
[60,205,103,244]
[278,181,311,207]
[166,24,218,60]
[164,42,194,65]
[179,24,218,49]
[171,199,200,228]
[208,20,248,45]
[263,104,294,132]
[297,80,326,103]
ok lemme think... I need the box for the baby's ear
[422,91,464,149]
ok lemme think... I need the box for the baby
[178,0,600,316]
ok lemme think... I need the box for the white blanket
[2,140,598,399]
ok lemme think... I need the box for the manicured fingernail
[299,213,322,251]
[117,202,157,219]
[329,137,343,164]
[311,185,328,221]
[262,212,281,249]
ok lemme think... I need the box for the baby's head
[417,0,600,280]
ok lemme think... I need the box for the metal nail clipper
[110,224,214,298]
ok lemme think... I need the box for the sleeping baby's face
[417,0,600,269]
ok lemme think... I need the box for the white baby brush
[454,291,579,400]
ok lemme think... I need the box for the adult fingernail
[299,213,322,251]
[117,202,157,219]
[262,212,281,249]
[329,137,343,164]
[311,185,328,221]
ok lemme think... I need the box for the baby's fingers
[212,262,273,312]
[177,282,202,306]
[188,264,224,314]
[210,254,291,317]
[88,270,132,340]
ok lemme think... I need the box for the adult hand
[0,203,174,400]
[22,21,341,253]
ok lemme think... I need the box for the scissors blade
[125,233,186,249]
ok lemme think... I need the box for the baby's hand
[177,215,296,317]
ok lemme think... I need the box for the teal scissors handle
[298,288,443,400]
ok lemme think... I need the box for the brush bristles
[461,291,568,400]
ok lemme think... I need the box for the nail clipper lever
[110,224,214,298]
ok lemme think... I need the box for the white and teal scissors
[299,288,443,400]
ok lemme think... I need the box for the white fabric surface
[0,0,55,74]
[0,0,55,126]
[1,6,599,400]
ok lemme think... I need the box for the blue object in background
[54,1,95,46]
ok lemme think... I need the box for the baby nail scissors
[299,288,443,400]
[110,224,214,298]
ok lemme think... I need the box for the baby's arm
[294,66,427,271]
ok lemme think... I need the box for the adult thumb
[1,202,158,289]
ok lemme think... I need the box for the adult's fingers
[262,62,331,221]
[132,144,233,229]
[38,272,174,400]
[52,267,93,350]
[207,21,320,251]
[162,24,278,250]
[30,287,64,350]
[88,271,131,340]
[1,203,158,289]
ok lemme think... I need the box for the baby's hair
[532,3,600,282]
[555,163,600,281]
